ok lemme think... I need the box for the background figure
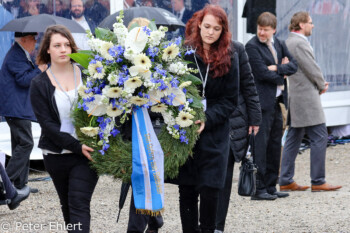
[0,32,46,193]
[85,0,109,26]
[215,41,261,233]
[18,0,47,18]
[0,4,14,67]
[140,0,154,7]
[68,0,96,50]
[124,0,138,8]
[30,25,98,232]
[171,0,193,24]
[47,0,70,17]
[245,12,297,200]
[177,5,238,233]
[279,11,342,192]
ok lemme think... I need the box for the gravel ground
[1,143,349,233]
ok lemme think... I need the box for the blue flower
[99,150,105,155]
[180,129,186,135]
[173,124,180,130]
[103,143,110,151]
[188,98,193,103]
[142,26,151,36]
[174,37,182,46]
[94,55,104,61]
[178,105,184,111]
[106,60,114,65]
[86,81,93,88]
[182,88,187,94]
[111,128,120,137]
[96,67,103,73]
[89,59,97,64]
[180,135,189,144]
[185,48,195,56]
[97,117,104,123]
[116,58,123,63]
[170,78,179,88]
[155,66,167,77]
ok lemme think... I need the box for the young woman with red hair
[174,5,239,233]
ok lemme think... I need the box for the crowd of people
[0,1,343,233]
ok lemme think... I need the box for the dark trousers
[44,153,98,233]
[0,163,16,200]
[216,150,234,232]
[127,192,164,233]
[254,101,283,194]
[279,123,327,186]
[5,117,33,189]
[179,185,220,233]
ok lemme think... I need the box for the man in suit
[279,11,342,192]
[171,0,193,24]
[0,32,46,193]
[245,12,297,200]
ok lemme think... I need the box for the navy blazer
[245,36,297,111]
[0,42,41,121]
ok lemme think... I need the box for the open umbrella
[99,7,185,31]
[0,14,85,33]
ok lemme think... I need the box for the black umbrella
[117,182,131,223]
[0,14,86,33]
[99,7,185,31]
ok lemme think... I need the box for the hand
[249,126,259,135]
[82,144,94,161]
[282,57,289,64]
[320,82,329,95]
[38,64,48,72]
[267,65,277,71]
[195,120,205,134]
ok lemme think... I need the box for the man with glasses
[69,0,96,50]
[0,32,46,193]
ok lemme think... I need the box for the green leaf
[181,74,202,85]
[78,50,94,56]
[148,20,157,31]
[128,23,139,31]
[68,53,91,69]
[95,27,117,42]
[189,96,203,109]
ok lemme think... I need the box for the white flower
[85,95,108,116]
[168,87,186,106]
[162,44,180,61]
[175,111,194,127]
[100,41,114,60]
[124,47,135,61]
[88,61,105,79]
[129,65,152,80]
[129,96,149,106]
[169,62,187,75]
[151,104,168,113]
[78,85,91,98]
[179,81,192,88]
[148,88,168,105]
[133,53,152,69]
[107,72,119,85]
[124,76,142,90]
[106,104,124,117]
[80,127,99,137]
[125,27,149,54]
[162,111,175,125]
[113,23,128,46]
[106,87,123,98]
[149,30,164,47]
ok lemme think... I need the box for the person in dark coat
[176,5,239,233]
[245,12,297,200]
[0,32,46,192]
[215,41,262,233]
[30,25,98,233]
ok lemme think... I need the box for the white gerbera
[179,81,192,88]
[124,76,142,90]
[80,127,99,137]
[78,85,91,98]
[129,96,149,106]
[162,111,175,125]
[106,87,123,98]
[107,72,119,85]
[88,61,105,79]
[175,111,194,128]
[85,95,108,116]
[100,41,114,60]
[106,104,123,117]
[151,104,168,113]
[129,65,152,80]
[133,53,152,69]
[125,27,148,54]
[162,44,180,61]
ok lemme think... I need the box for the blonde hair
[127,17,150,30]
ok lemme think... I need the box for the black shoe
[251,192,277,200]
[8,186,30,210]
[30,187,39,193]
[270,191,289,198]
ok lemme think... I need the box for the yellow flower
[107,87,123,98]
[80,127,99,137]
[124,76,143,90]
[106,104,124,117]
[162,44,180,61]
[175,111,194,127]
[129,96,149,106]
[151,104,168,113]
[133,53,152,69]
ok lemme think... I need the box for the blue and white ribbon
[131,107,164,214]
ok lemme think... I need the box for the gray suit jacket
[285,33,326,127]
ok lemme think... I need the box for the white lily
[168,87,186,106]
[85,95,108,116]
[129,65,152,80]
[125,27,148,54]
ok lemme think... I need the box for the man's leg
[306,124,327,185]
[0,163,16,200]
[5,117,33,189]
[279,127,304,186]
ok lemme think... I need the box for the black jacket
[176,43,239,189]
[229,41,261,162]
[30,71,83,156]
[245,36,298,111]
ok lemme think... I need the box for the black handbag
[238,132,257,196]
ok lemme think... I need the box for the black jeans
[5,117,33,189]
[44,153,98,233]
[216,150,235,231]
[127,192,164,233]
[179,185,220,233]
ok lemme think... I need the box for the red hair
[185,5,232,78]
